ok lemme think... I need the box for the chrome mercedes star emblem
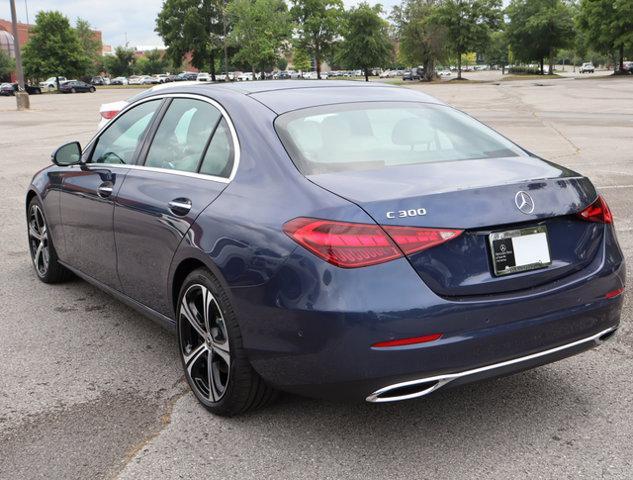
[515,191,535,214]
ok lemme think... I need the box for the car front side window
[91,99,161,165]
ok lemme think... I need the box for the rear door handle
[168,198,192,216]
[97,182,114,198]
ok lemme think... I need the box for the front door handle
[168,198,192,216]
[97,182,114,198]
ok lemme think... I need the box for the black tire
[177,268,277,416]
[90,87,95,93]
[27,197,73,283]
[71,87,76,93]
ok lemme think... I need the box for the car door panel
[57,99,163,289]
[61,166,128,288]
[114,170,226,316]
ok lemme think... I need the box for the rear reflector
[100,110,120,120]
[577,196,613,224]
[283,217,463,268]
[605,288,624,299]
[372,333,443,348]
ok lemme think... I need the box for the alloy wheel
[179,284,231,402]
[28,204,49,277]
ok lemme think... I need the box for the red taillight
[382,225,463,255]
[605,288,624,299]
[372,333,443,348]
[577,196,613,224]
[283,217,463,268]
[100,110,119,120]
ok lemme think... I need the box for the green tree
[292,47,312,71]
[432,0,501,79]
[392,0,446,81]
[143,49,169,74]
[338,3,392,81]
[506,0,575,75]
[75,18,102,75]
[22,11,91,83]
[156,0,225,80]
[484,30,509,73]
[0,50,15,81]
[228,0,291,76]
[577,0,633,74]
[104,46,136,77]
[291,0,345,78]
[277,57,289,71]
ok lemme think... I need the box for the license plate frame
[489,225,552,277]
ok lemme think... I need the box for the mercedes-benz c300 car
[26,81,625,416]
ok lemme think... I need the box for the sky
[1,0,511,50]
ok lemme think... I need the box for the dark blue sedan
[26,81,625,416]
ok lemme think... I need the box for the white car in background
[580,62,595,74]
[39,76,67,90]
[128,76,143,85]
[97,81,199,129]
[237,72,254,81]
[197,72,211,81]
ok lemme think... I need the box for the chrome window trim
[85,92,240,184]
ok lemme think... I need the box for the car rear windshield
[275,102,526,175]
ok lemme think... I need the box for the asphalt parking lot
[1,77,632,479]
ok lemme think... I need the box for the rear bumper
[235,226,625,402]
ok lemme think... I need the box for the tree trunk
[548,47,554,75]
[619,44,625,73]
[540,58,544,75]
[315,44,321,79]
[364,67,369,82]
[501,64,505,75]
[457,53,462,80]
[210,50,216,82]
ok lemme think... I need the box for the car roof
[139,80,444,114]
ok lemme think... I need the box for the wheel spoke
[180,297,207,340]
[184,342,208,373]
[212,341,231,366]
[207,350,217,402]
[34,242,44,269]
[29,224,42,241]
[201,287,214,335]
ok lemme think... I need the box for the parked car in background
[90,76,110,86]
[59,80,95,93]
[622,61,633,74]
[176,72,199,81]
[140,76,160,85]
[403,67,423,81]
[0,82,42,95]
[39,76,67,90]
[111,77,128,85]
[437,69,452,77]
[197,72,211,82]
[580,62,595,74]
[128,76,143,85]
[154,74,171,83]
[237,72,254,81]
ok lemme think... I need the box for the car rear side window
[91,100,161,164]
[145,98,221,173]
[275,102,526,175]
[199,119,234,178]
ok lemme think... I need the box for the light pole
[9,0,29,110]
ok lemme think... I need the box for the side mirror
[52,141,82,166]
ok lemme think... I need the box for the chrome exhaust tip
[366,327,617,403]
